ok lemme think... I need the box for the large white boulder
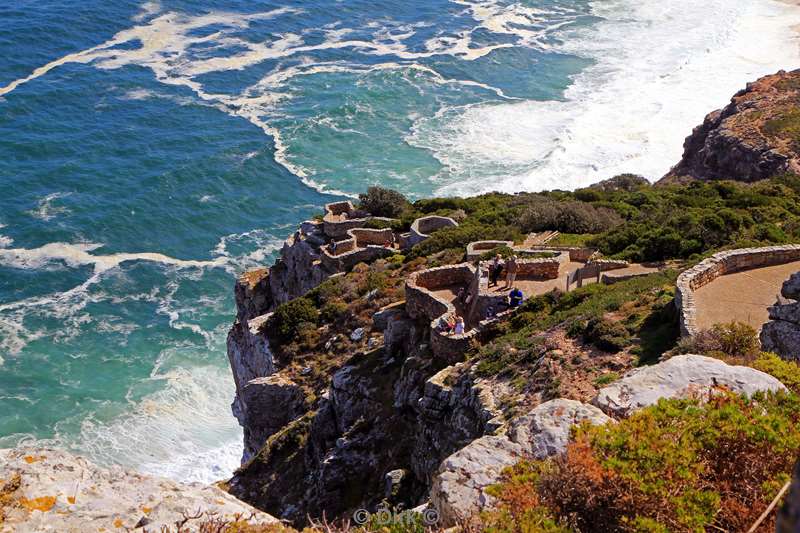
[508,399,614,458]
[0,447,277,533]
[430,436,523,527]
[594,354,787,417]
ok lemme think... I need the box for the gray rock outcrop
[430,436,524,527]
[0,447,277,533]
[507,399,614,459]
[761,271,800,360]
[236,374,308,463]
[594,354,787,417]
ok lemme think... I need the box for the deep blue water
[1,0,798,481]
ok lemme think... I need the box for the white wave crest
[28,192,71,221]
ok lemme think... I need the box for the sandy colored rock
[594,354,786,417]
[0,447,277,533]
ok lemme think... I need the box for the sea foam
[411,0,800,194]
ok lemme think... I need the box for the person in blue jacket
[508,287,524,308]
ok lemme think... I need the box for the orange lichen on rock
[23,455,44,464]
[113,517,124,528]
[67,496,76,504]
[20,495,56,512]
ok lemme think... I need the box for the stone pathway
[693,260,800,331]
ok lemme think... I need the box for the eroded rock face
[0,447,277,533]
[594,354,787,417]
[430,436,524,527]
[662,69,800,183]
[237,374,308,463]
[234,223,331,322]
[508,399,613,459]
[761,272,800,360]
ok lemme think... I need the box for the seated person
[508,287,524,308]
[438,313,456,333]
[454,316,465,335]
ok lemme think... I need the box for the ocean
[1,0,799,483]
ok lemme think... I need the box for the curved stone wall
[407,216,458,248]
[465,241,514,260]
[677,245,800,336]
[405,264,476,322]
[320,227,396,273]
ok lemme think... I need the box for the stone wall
[351,227,394,246]
[524,246,596,262]
[405,264,475,321]
[465,240,514,260]
[407,216,458,248]
[676,245,800,336]
[516,258,561,279]
[322,201,394,240]
[321,245,395,273]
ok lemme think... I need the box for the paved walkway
[485,262,660,298]
[693,260,800,331]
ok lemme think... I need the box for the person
[489,254,503,288]
[503,255,518,289]
[509,286,524,308]
[438,314,455,334]
[454,316,465,335]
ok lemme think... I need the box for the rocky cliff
[663,69,800,183]
[0,447,277,532]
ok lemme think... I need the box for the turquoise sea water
[1,0,799,482]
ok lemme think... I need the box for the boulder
[761,320,800,361]
[430,436,524,527]
[594,354,786,417]
[508,399,614,458]
[0,447,277,532]
[782,271,800,300]
[760,273,800,360]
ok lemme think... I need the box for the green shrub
[320,300,349,323]
[520,199,622,234]
[271,298,319,341]
[594,372,620,387]
[584,317,630,352]
[358,186,409,218]
[670,321,760,360]
[752,352,800,394]
[487,392,800,532]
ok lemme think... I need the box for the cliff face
[227,221,335,462]
[226,300,505,525]
[663,69,800,183]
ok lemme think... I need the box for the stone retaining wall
[676,245,800,336]
[516,258,561,279]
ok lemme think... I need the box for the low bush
[320,300,349,323]
[358,186,410,218]
[270,298,319,341]
[520,199,622,235]
[669,321,761,361]
[487,392,800,532]
[583,317,630,352]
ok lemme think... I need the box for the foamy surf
[413,0,800,194]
